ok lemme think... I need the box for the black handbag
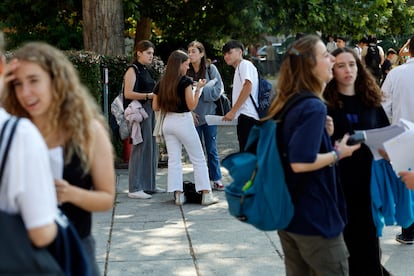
[48,209,93,276]
[0,116,63,274]
[183,181,202,203]
[215,94,231,116]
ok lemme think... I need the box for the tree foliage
[125,0,271,42]
[1,0,414,53]
[265,0,414,39]
[0,0,83,50]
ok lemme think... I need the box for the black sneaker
[396,233,414,244]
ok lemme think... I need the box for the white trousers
[162,112,211,192]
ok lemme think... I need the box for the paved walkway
[93,126,414,275]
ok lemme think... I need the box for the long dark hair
[324,47,383,109]
[158,50,189,112]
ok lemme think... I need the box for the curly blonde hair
[2,42,108,172]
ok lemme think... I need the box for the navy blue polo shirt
[279,95,347,238]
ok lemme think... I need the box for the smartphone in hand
[347,131,366,145]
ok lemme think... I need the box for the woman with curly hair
[3,42,115,276]
[323,47,391,275]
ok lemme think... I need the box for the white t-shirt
[232,59,259,120]
[354,46,362,60]
[0,109,57,229]
[381,58,414,124]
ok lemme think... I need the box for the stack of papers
[383,130,414,174]
[365,124,405,160]
[364,118,414,174]
[205,115,237,126]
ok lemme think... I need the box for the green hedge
[65,51,236,163]
[66,52,131,162]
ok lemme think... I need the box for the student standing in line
[336,35,347,49]
[187,41,224,191]
[152,50,218,206]
[123,40,164,199]
[324,47,391,275]
[222,40,260,151]
[326,35,337,53]
[353,36,368,60]
[265,34,360,275]
[4,42,115,276]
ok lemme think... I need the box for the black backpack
[365,45,381,77]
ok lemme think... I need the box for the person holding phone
[265,35,360,275]
[324,47,391,275]
[152,50,219,206]
[187,41,225,191]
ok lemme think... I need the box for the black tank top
[123,62,156,109]
[60,152,93,239]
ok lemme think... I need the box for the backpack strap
[249,68,261,113]
[122,64,141,108]
[207,65,212,80]
[275,92,319,199]
[121,64,140,95]
[0,116,20,186]
[274,91,318,121]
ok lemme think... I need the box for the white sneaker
[174,191,186,206]
[155,187,166,193]
[128,190,152,199]
[201,191,219,206]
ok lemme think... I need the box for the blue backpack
[250,73,275,118]
[223,93,315,231]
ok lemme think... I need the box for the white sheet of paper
[205,115,237,126]
[48,146,63,179]
[364,124,405,160]
[363,118,414,160]
[383,130,414,175]
[399,118,414,130]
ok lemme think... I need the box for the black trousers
[402,222,414,238]
[237,114,260,152]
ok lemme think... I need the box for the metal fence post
[103,67,109,122]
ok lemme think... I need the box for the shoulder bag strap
[0,116,20,186]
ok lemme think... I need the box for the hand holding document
[364,124,405,160]
[361,118,414,175]
[383,130,414,174]
[205,115,237,126]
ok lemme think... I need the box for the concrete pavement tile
[196,256,285,276]
[93,124,414,275]
[381,225,414,274]
[105,259,197,276]
[113,195,181,223]
[108,221,190,262]
[187,220,283,259]
[183,202,231,220]
[92,211,113,264]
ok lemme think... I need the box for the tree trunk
[134,17,152,45]
[82,0,124,55]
